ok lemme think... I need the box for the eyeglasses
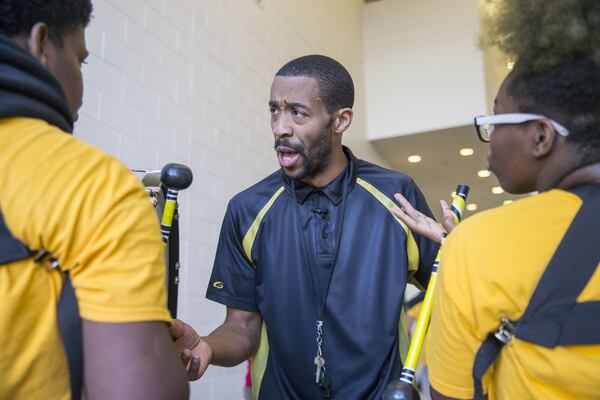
[474,113,570,143]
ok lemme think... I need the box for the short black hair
[509,58,600,163]
[0,0,93,45]
[276,55,354,114]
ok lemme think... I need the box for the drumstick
[383,185,469,400]
[159,164,193,317]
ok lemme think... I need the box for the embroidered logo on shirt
[213,281,225,289]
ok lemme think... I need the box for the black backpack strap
[0,208,83,399]
[472,184,600,399]
[57,271,83,399]
[552,301,600,345]
[0,207,32,264]
[29,253,83,400]
[472,336,500,400]
[516,184,600,347]
[472,318,515,400]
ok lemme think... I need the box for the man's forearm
[204,321,260,367]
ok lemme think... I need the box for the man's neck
[301,148,348,188]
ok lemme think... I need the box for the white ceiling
[371,124,526,221]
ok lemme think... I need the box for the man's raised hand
[391,193,457,243]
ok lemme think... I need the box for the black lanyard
[292,171,349,397]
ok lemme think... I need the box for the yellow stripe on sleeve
[242,186,285,266]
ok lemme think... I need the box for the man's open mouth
[277,146,301,168]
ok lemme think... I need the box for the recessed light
[477,169,491,178]
[408,155,421,163]
[492,186,504,194]
[460,148,474,156]
[466,203,478,211]
[503,200,513,205]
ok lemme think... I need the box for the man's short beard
[296,125,333,180]
[277,119,334,182]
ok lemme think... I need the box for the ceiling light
[477,169,491,178]
[466,203,478,211]
[503,200,513,205]
[492,186,504,194]
[460,148,474,156]
[506,61,515,70]
[408,155,421,163]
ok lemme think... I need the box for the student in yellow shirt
[0,1,188,398]
[392,0,600,398]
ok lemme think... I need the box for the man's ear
[531,120,558,158]
[26,22,51,68]
[332,108,353,134]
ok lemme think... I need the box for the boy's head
[0,0,93,119]
[481,0,600,193]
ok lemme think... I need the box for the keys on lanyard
[314,355,325,384]
[314,320,331,398]
[314,356,331,398]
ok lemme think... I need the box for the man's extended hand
[169,319,212,380]
[391,193,456,243]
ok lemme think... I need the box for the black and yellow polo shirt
[207,147,438,399]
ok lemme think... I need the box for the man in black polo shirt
[171,55,438,399]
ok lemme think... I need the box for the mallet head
[160,163,193,191]
[382,380,421,400]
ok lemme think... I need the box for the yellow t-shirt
[0,117,172,399]
[427,189,600,400]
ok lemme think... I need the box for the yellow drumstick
[383,184,469,400]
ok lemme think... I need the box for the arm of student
[170,307,262,380]
[83,319,189,400]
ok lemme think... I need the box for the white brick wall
[75,1,383,398]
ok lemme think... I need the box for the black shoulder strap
[0,208,32,264]
[0,208,83,399]
[472,322,510,400]
[516,184,600,346]
[472,184,600,400]
[58,272,83,399]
